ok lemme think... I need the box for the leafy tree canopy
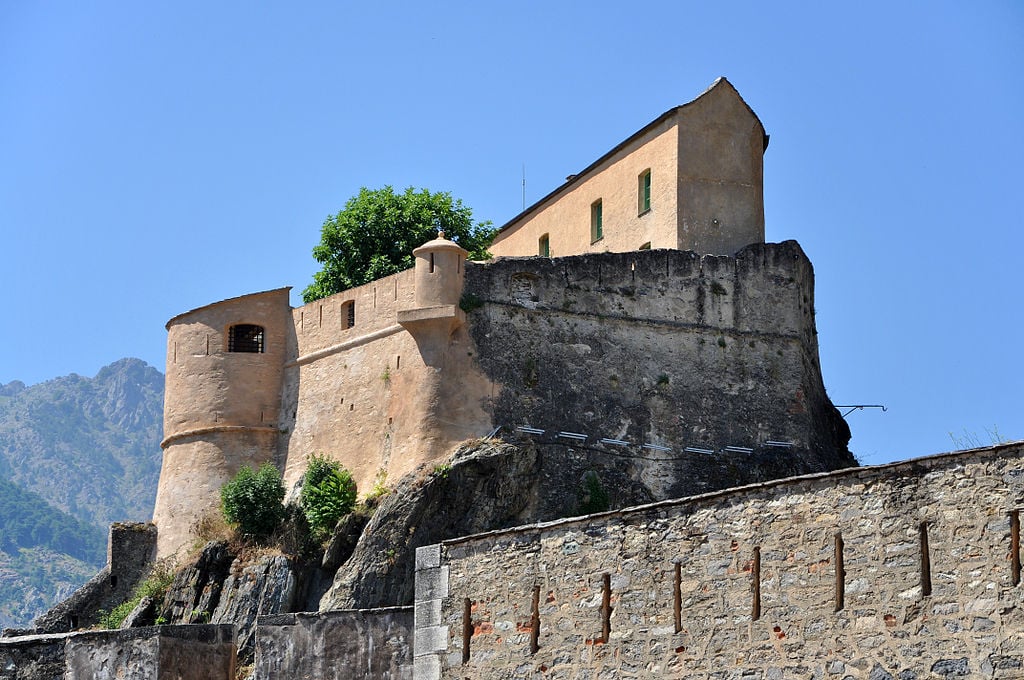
[302,186,495,302]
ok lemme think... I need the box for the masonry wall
[417,442,1024,679]
[33,523,157,634]
[155,288,292,557]
[155,241,849,558]
[462,241,852,505]
[674,78,765,256]
[490,78,765,259]
[278,267,494,497]
[64,624,236,679]
[255,608,413,679]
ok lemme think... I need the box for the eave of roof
[493,77,768,238]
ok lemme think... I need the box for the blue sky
[1,1,1021,466]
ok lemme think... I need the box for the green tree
[220,464,286,538]
[300,454,357,541]
[302,186,496,302]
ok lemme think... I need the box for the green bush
[220,464,286,538]
[300,455,357,541]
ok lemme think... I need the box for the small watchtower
[398,232,469,341]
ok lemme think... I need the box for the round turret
[412,232,469,308]
[153,287,292,558]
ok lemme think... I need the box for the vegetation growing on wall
[300,454,357,541]
[302,186,495,302]
[96,561,176,629]
[220,464,287,539]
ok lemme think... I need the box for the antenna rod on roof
[522,163,526,211]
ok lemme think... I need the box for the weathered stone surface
[462,243,855,504]
[426,442,1024,679]
[121,595,155,628]
[255,608,413,679]
[211,554,296,664]
[0,633,68,680]
[64,624,236,679]
[322,511,371,572]
[159,540,236,624]
[320,439,540,611]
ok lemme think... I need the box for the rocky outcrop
[155,542,300,664]
[321,439,541,610]
[211,555,296,660]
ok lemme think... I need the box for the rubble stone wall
[418,442,1024,679]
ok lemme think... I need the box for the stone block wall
[255,608,413,679]
[0,633,68,680]
[419,442,1024,679]
[462,241,853,503]
[1,625,235,680]
[64,624,235,679]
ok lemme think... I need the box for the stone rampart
[154,240,853,558]
[462,241,852,503]
[0,624,235,680]
[277,265,493,498]
[414,442,1024,679]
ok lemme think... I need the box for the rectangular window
[591,200,603,243]
[342,302,355,329]
[638,169,651,214]
[538,234,550,257]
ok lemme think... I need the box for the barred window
[228,324,265,353]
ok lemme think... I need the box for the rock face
[156,542,299,664]
[321,439,541,610]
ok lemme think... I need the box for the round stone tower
[152,287,292,558]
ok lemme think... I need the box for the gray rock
[119,596,154,628]
[158,540,236,624]
[212,554,297,663]
[320,439,540,610]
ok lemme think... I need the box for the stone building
[152,78,851,559]
[489,77,767,258]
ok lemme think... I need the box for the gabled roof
[493,77,768,237]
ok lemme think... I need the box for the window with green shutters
[638,169,651,214]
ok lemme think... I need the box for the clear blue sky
[1,2,1021,466]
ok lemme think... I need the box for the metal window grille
[228,324,264,353]
[343,302,355,329]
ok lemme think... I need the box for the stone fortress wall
[152,237,853,558]
[415,442,1024,680]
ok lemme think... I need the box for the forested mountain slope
[0,358,163,629]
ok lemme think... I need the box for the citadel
[2,78,1022,679]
